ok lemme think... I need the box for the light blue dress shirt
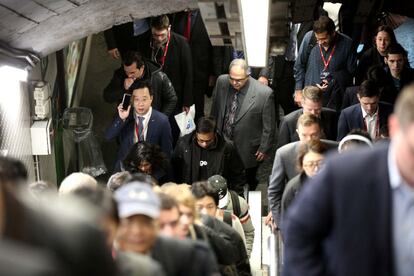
[388,143,414,276]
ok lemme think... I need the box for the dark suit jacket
[341,85,359,110]
[211,75,275,168]
[104,23,151,58]
[277,108,338,148]
[140,32,193,109]
[105,109,173,171]
[337,102,393,141]
[283,144,393,276]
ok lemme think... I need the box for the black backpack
[304,31,317,67]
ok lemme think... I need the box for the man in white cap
[208,175,255,257]
[114,182,219,276]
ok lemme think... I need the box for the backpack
[229,190,241,218]
[303,31,317,67]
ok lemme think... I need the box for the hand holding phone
[122,93,132,110]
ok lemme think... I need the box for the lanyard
[362,112,379,139]
[159,31,171,68]
[319,43,336,71]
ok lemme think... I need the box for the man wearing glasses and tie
[211,59,275,191]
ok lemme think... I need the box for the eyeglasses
[303,160,324,170]
[229,75,248,84]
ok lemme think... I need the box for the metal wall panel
[0,81,35,182]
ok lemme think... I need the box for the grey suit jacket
[268,139,338,225]
[210,74,275,168]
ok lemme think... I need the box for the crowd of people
[3,7,414,276]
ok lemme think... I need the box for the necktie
[137,116,145,142]
[224,92,238,139]
[183,11,192,41]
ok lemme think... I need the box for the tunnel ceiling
[0,0,197,57]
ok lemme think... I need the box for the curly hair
[122,142,168,174]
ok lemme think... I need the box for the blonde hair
[302,86,323,102]
[296,113,322,129]
[161,183,198,221]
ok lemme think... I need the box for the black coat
[172,131,246,195]
[172,10,212,86]
[103,60,177,116]
[355,47,386,85]
[140,32,193,109]
[151,236,219,276]
[104,23,151,58]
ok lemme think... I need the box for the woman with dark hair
[355,25,397,84]
[281,140,327,226]
[122,142,171,184]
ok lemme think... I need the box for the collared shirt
[134,107,152,142]
[294,31,356,90]
[361,106,378,140]
[388,142,414,276]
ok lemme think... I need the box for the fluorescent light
[0,65,28,82]
[239,0,270,67]
[0,65,28,122]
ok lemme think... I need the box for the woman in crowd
[122,142,172,184]
[355,25,397,84]
[281,140,327,224]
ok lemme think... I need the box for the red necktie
[184,11,191,41]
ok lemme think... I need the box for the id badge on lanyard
[319,43,336,82]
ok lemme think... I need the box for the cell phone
[122,93,132,110]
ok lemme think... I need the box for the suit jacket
[105,109,173,171]
[283,144,393,276]
[268,140,338,225]
[337,102,393,141]
[277,108,338,148]
[341,85,359,110]
[210,74,275,168]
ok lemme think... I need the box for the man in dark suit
[283,84,414,276]
[211,59,275,190]
[171,9,213,122]
[105,80,172,172]
[337,79,393,141]
[277,85,337,148]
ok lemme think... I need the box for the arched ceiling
[0,0,197,57]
